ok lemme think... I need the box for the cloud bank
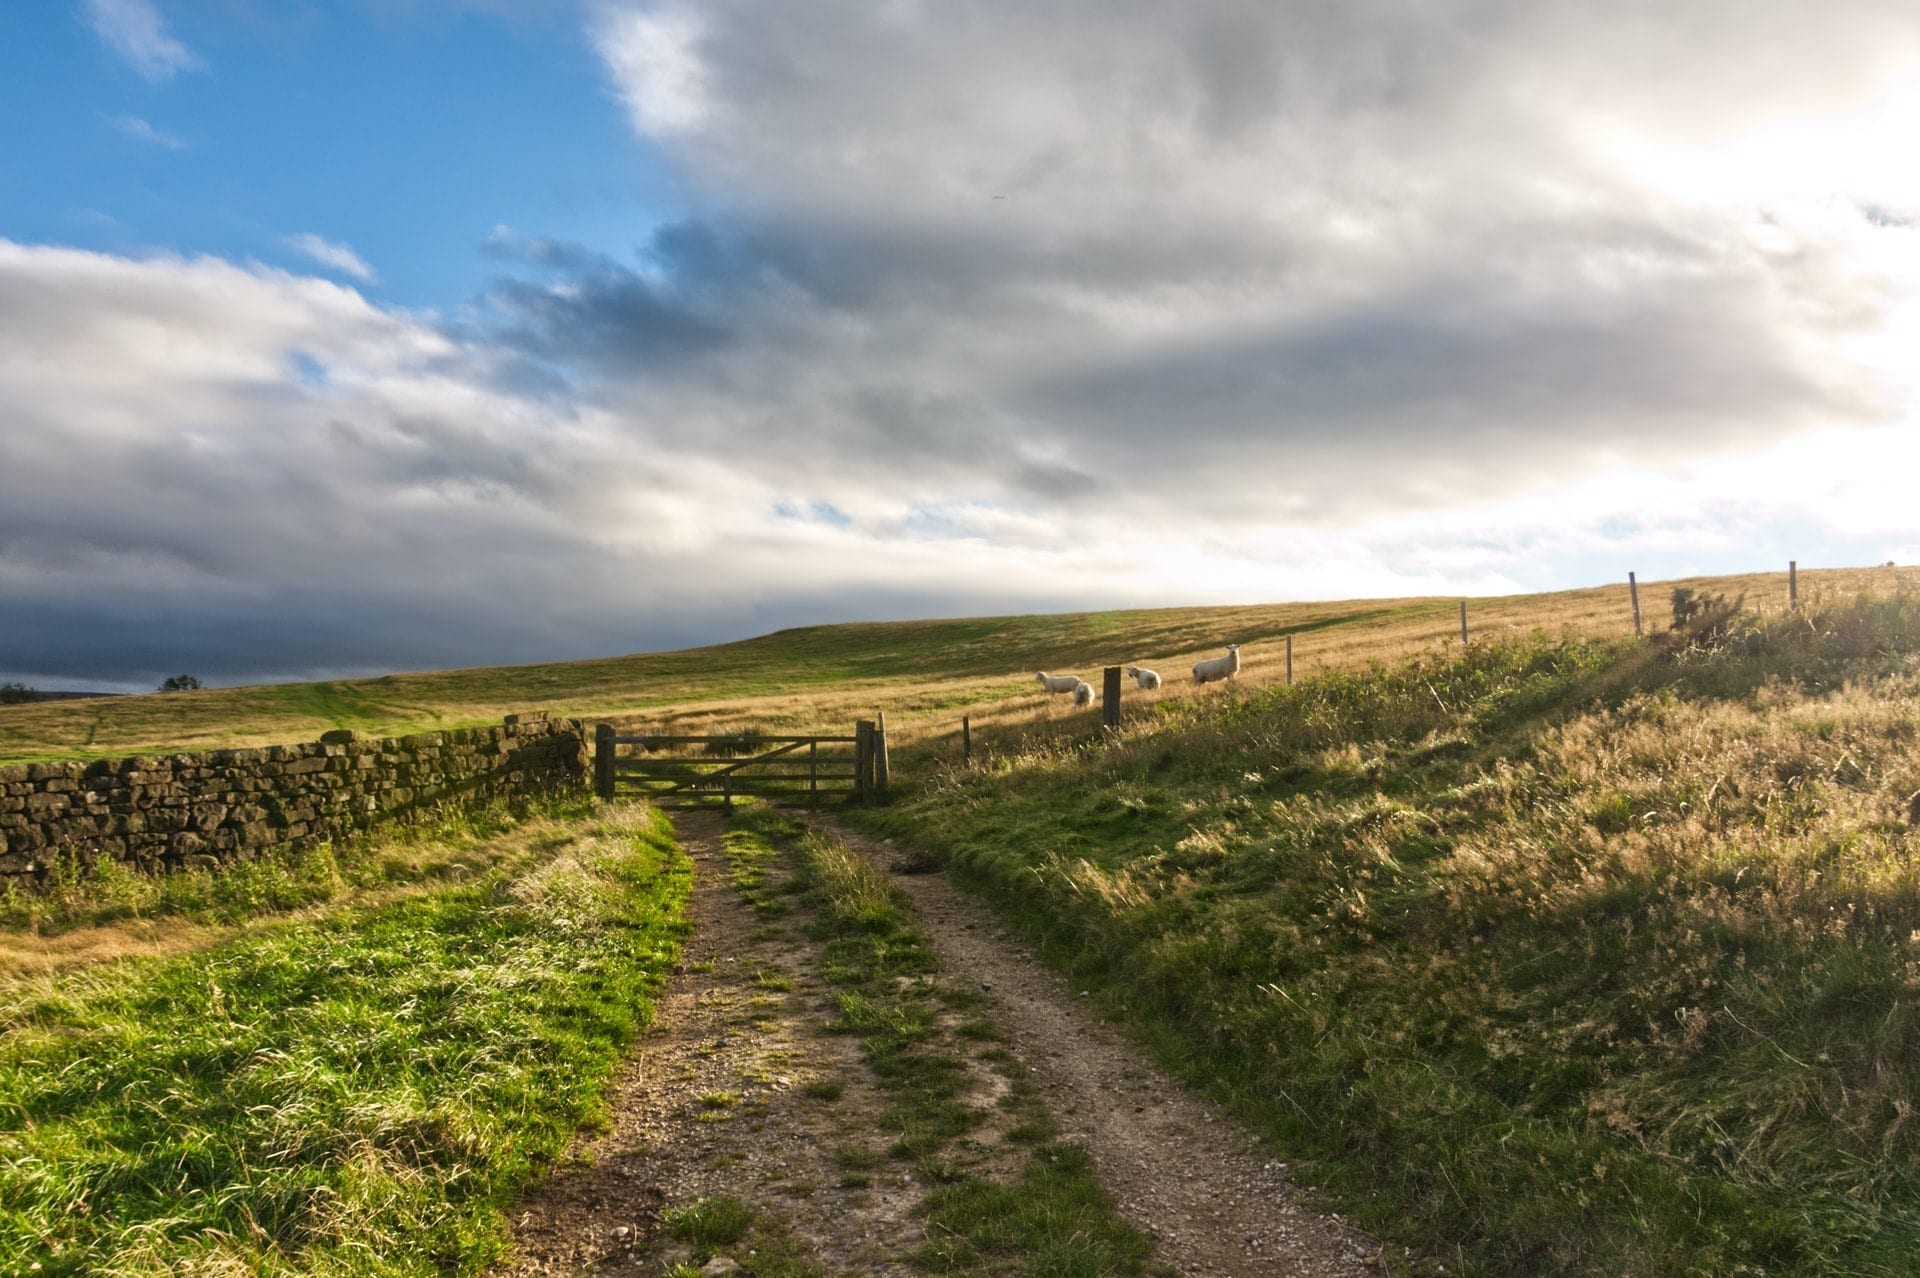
[9,2,1920,687]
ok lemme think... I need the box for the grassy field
[0,800,691,1276]
[7,565,1918,1273]
[851,584,1920,1275]
[2,566,1896,766]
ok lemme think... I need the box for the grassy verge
[853,591,1920,1275]
[0,803,690,1277]
[722,811,1159,1276]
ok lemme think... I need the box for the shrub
[158,674,202,692]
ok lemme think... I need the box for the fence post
[1459,600,1469,646]
[1790,560,1798,610]
[594,723,615,800]
[874,712,890,796]
[1286,635,1294,686]
[962,715,971,765]
[1102,666,1121,730]
[809,739,819,809]
[1629,572,1642,636]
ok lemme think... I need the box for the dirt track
[810,816,1383,1277]
[495,810,1383,1276]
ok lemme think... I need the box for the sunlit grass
[0,803,690,1277]
[854,587,1920,1274]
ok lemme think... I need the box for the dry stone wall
[0,714,587,884]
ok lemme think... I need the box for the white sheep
[1071,680,1095,707]
[1192,643,1241,685]
[1035,672,1082,694]
[1125,665,1162,691]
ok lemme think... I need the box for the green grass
[0,804,691,1276]
[723,811,1156,1276]
[853,589,1920,1275]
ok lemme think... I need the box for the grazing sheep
[1125,665,1162,691]
[1035,672,1082,694]
[1072,680,1095,707]
[1192,643,1241,685]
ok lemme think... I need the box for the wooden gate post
[1790,560,1799,610]
[1102,666,1121,730]
[1629,571,1642,636]
[1285,635,1294,686]
[875,712,891,796]
[962,715,971,765]
[809,739,820,809]
[594,723,615,800]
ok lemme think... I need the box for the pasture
[0,566,1887,767]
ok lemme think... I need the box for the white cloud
[103,113,184,149]
[80,0,203,82]
[591,4,710,135]
[284,233,378,283]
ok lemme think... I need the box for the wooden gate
[592,719,888,810]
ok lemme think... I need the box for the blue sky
[1,3,666,306]
[4,1,1920,690]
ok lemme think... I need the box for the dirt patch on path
[494,810,928,1275]
[810,815,1386,1278]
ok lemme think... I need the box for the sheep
[1071,680,1095,707]
[1035,672,1082,694]
[1192,643,1241,685]
[1124,665,1162,691]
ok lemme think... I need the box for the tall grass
[856,590,1920,1274]
[0,804,690,1277]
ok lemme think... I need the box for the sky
[4,1,1920,691]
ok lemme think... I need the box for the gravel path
[496,808,1387,1276]
[810,815,1386,1278]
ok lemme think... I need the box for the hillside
[852,578,1920,1273]
[0,566,1873,765]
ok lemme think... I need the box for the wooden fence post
[1629,572,1642,637]
[1102,666,1121,731]
[809,739,819,809]
[1460,600,1469,646]
[875,712,890,796]
[962,715,971,765]
[594,723,615,800]
[1790,560,1799,610]
[1285,635,1294,686]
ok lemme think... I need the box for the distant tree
[0,681,34,704]
[158,674,202,692]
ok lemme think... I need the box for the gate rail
[593,719,888,810]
